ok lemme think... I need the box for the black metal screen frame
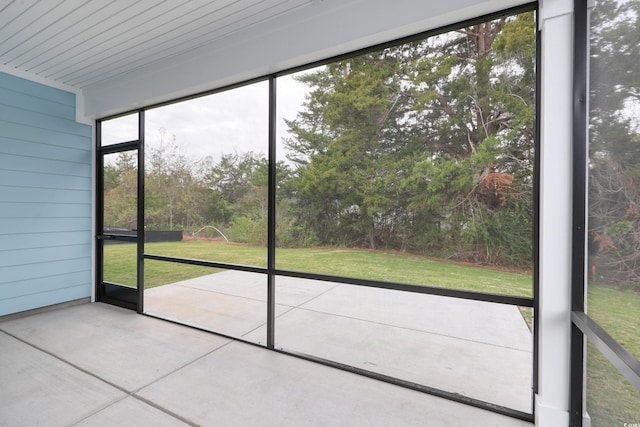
[95,112,144,312]
[533,18,542,408]
[96,4,540,422]
[570,1,640,425]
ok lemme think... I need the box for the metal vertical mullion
[267,76,277,348]
[532,18,541,410]
[570,0,588,425]
[137,110,146,313]
[572,0,588,331]
[96,121,105,302]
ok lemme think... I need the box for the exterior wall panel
[0,71,92,316]
[0,285,90,316]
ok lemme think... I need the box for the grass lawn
[586,341,640,425]
[105,240,534,326]
[585,283,640,424]
[104,240,533,296]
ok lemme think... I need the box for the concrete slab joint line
[0,329,193,427]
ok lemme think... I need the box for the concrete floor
[145,271,533,413]
[0,302,533,427]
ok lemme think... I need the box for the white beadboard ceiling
[0,0,311,90]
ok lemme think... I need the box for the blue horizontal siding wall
[0,72,92,316]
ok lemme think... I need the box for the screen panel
[260,277,534,413]
[143,81,269,269]
[275,11,536,297]
[144,260,270,345]
[587,0,640,361]
[101,113,139,146]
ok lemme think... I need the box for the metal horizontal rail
[572,311,640,392]
[274,268,534,307]
[98,234,137,242]
[142,253,533,307]
[97,140,140,154]
[279,349,535,423]
[143,253,267,275]
[102,281,134,287]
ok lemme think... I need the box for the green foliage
[282,12,535,266]
[228,216,267,246]
[585,3,640,417]
[588,0,640,286]
[103,152,138,230]
[142,131,208,232]
[105,241,532,295]
[586,282,640,424]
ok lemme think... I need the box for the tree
[283,11,536,266]
[201,151,274,244]
[103,151,138,230]
[588,0,640,286]
[145,129,205,231]
[404,12,535,264]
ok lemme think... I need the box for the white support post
[536,0,575,425]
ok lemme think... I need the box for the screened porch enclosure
[97,7,537,421]
[8,0,639,425]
